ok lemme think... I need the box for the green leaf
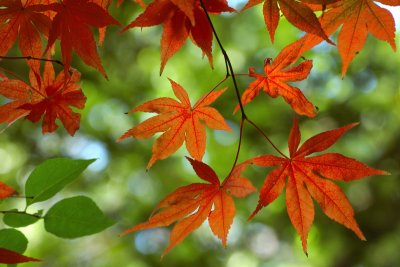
[25,158,95,206]
[0,229,28,253]
[3,210,40,228]
[44,196,114,238]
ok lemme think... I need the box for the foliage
[0,158,113,263]
[246,118,387,253]
[0,0,398,265]
[121,158,256,256]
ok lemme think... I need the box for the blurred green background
[0,0,399,266]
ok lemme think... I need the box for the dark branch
[0,55,64,67]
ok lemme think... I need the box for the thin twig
[0,55,64,67]
[9,195,34,199]
[222,117,245,186]
[193,76,229,109]
[199,0,247,118]
[199,0,287,167]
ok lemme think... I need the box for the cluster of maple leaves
[0,0,397,260]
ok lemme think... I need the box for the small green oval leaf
[3,211,40,228]
[25,158,95,206]
[44,196,114,238]
[0,229,28,253]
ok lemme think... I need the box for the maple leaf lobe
[118,80,231,168]
[242,0,332,44]
[121,158,256,255]
[238,43,316,117]
[248,117,388,253]
[44,0,120,77]
[0,61,86,135]
[123,0,235,73]
[0,0,52,71]
[289,0,398,76]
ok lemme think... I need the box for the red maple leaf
[0,61,86,136]
[242,0,332,43]
[123,0,235,74]
[0,0,52,71]
[0,248,40,264]
[118,79,231,169]
[0,181,17,199]
[292,0,398,76]
[44,0,120,77]
[247,117,388,253]
[121,158,256,256]
[237,42,316,117]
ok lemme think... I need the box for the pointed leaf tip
[248,205,261,221]
[25,158,95,206]
[0,248,41,264]
[186,157,219,185]
[248,119,385,254]
[295,121,359,157]
[121,82,229,168]
[239,42,315,117]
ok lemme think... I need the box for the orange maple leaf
[123,0,235,74]
[242,0,332,43]
[44,0,120,77]
[0,181,17,199]
[237,43,316,117]
[293,0,398,76]
[0,61,86,136]
[121,158,256,256]
[118,79,231,169]
[0,0,52,71]
[247,117,388,253]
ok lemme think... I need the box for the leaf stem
[246,118,288,159]
[222,117,245,186]
[199,0,249,179]
[193,76,229,109]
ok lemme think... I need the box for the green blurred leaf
[0,229,28,253]
[3,210,40,228]
[44,196,114,238]
[25,158,95,206]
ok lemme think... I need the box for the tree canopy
[0,0,399,266]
